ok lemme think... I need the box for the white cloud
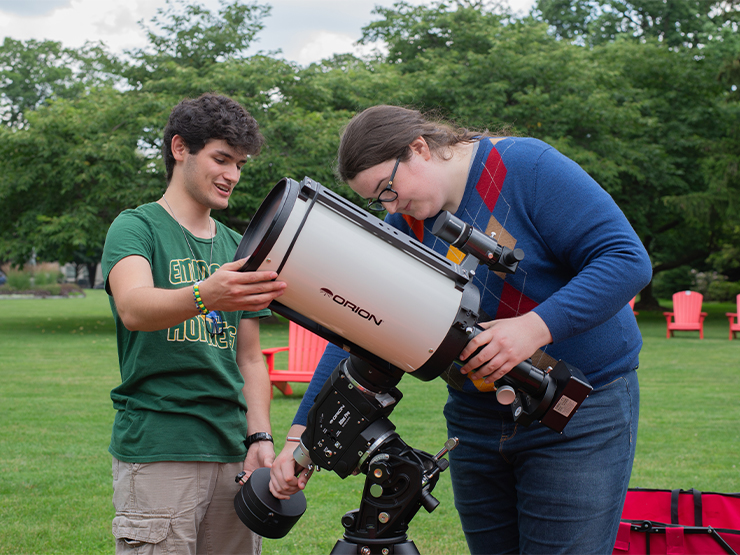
[295,31,355,66]
[0,0,537,65]
[0,0,161,52]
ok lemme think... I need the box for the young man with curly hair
[102,93,286,554]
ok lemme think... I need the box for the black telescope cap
[234,467,307,539]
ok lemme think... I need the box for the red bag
[613,488,740,554]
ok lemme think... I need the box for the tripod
[330,434,458,555]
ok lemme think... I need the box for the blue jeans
[444,370,639,555]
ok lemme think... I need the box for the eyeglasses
[367,156,401,212]
[205,310,226,336]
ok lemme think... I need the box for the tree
[535,0,740,48]
[0,37,119,126]
[123,0,271,86]
[286,54,408,114]
[533,0,740,304]
[3,0,737,304]
[0,88,161,280]
[356,0,739,308]
[0,0,352,270]
[361,0,508,69]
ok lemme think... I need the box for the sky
[0,0,536,66]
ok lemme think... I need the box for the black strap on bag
[671,488,703,526]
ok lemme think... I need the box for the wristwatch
[245,432,274,449]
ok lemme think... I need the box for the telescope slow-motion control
[232,177,592,554]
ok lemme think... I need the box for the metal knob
[496,385,517,405]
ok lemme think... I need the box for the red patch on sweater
[477,148,507,212]
[495,281,538,319]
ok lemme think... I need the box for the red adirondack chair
[727,294,740,340]
[262,321,328,397]
[664,291,707,339]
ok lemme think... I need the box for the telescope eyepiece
[431,212,468,246]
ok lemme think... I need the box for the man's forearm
[116,284,200,332]
[243,379,272,436]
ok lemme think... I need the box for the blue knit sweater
[294,137,652,422]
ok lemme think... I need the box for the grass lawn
[628,302,740,490]
[0,290,738,554]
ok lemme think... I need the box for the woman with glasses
[271,105,652,554]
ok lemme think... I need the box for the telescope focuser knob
[421,489,441,512]
[503,248,525,266]
[341,512,356,529]
[496,385,517,405]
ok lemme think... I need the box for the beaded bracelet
[192,281,209,316]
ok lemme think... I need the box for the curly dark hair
[162,93,264,183]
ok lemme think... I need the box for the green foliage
[356,1,739,306]
[124,0,271,85]
[208,104,353,231]
[0,87,162,266]
[0,0,738,304]
[289,54,408,113]
[0,0,363,267]
[707,240,740,280]
[31,270,63,287]
[361,0,509,68]
[4,269,31,290]
[690,269,740,301]
[708,280,740,302]
[535,0,740,48]
[0,279,83,297]
[652,266,694,299]
[0,37,120,126]
[650,267,740,301]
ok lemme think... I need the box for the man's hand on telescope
[269,425,314,500]
[198,258,287,313]
[241,440,276,483]
[459,312,552,384]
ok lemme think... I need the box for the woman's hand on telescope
[459,312,552,384]
[269,427,314,500]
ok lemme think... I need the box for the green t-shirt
[101,202,270,463]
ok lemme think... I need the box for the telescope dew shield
[235,177,475,379]
[235,178,299,274]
